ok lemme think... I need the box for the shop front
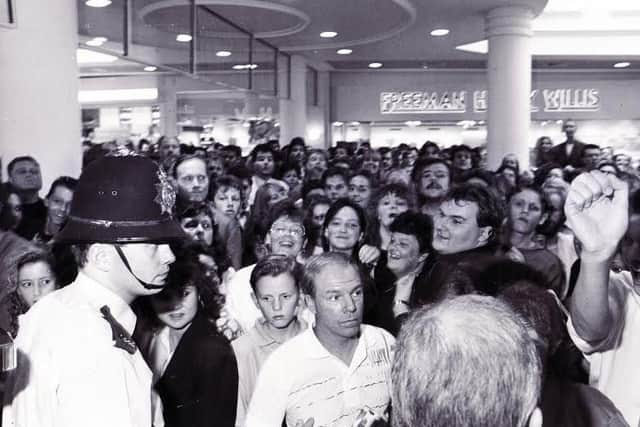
[330,70,640,157]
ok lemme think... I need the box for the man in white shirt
[2,155,184,427]
[246,252,395,427]
[564,170,640,425]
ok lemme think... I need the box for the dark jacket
[547,140,587,168]
[372,251,435,336]
[412,244,502,306]
[541,376,629,427]
[137,312,238,427]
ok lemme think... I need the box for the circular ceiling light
[332,121,344,126]
[85,0,112,7]
[430,28,450,37]
[337,49,353,55]
[216,51,232,57]
[144,66,157,72]
[614,62,631,68]
[368,62,383,69]
[176,34,192,42]
[320,31,338,38]
[405,120,422,127]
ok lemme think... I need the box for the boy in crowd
[246,252,394,427]
[232,254,307,427]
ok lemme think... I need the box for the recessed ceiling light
[430,28,450,37]
[144,66,157,72]
[85,0,111,7]
[216,50,231,57]
[405,121,422,127]
[176,34,192,42]
[320,31,338,38]
[368,62,383,68]
[332,121,344,126]
[614,61,631,68]
[337,49,353,55]
[350,121,360,126]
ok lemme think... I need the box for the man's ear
[477,226,492,247]
[528,407,542,427]
[88,244,110,272]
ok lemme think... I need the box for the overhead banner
[380,88,600,114]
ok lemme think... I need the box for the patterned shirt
[246,325,394,427]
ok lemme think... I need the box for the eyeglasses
[270,224,305,238]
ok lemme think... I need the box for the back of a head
[392,294,541,427]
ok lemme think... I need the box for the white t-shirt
[568,270,640,426]
[246,325,395,427]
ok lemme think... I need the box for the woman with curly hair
[366,183,415,251]
[135,245,238,427]
[0,248,58,337]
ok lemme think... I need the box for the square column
[0,0,82,186]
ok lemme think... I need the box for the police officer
[3,155,185,427]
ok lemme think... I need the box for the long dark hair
[321,198,368,257]
[138,244,225,330]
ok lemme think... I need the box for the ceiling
[77,0,640,76]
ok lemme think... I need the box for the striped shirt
[245,325,394,427]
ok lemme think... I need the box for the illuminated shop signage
[380,91,466,114]
[381,88,600,114]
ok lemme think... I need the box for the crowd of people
[0,117,639,426]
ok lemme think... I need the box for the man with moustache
[173,155,210,211]
[2,155,184,427]
[246,252,394,427]
[412,158,451,217]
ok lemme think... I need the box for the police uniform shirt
[2,272,156,427]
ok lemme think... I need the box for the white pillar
[360,122,372,142]
[486,6,534,170]
[0,0,82,187]
[279,55,307,147]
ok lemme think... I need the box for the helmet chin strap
[114,245,165,290]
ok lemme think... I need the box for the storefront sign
[381,88,600,114]
[380,91,466,114]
